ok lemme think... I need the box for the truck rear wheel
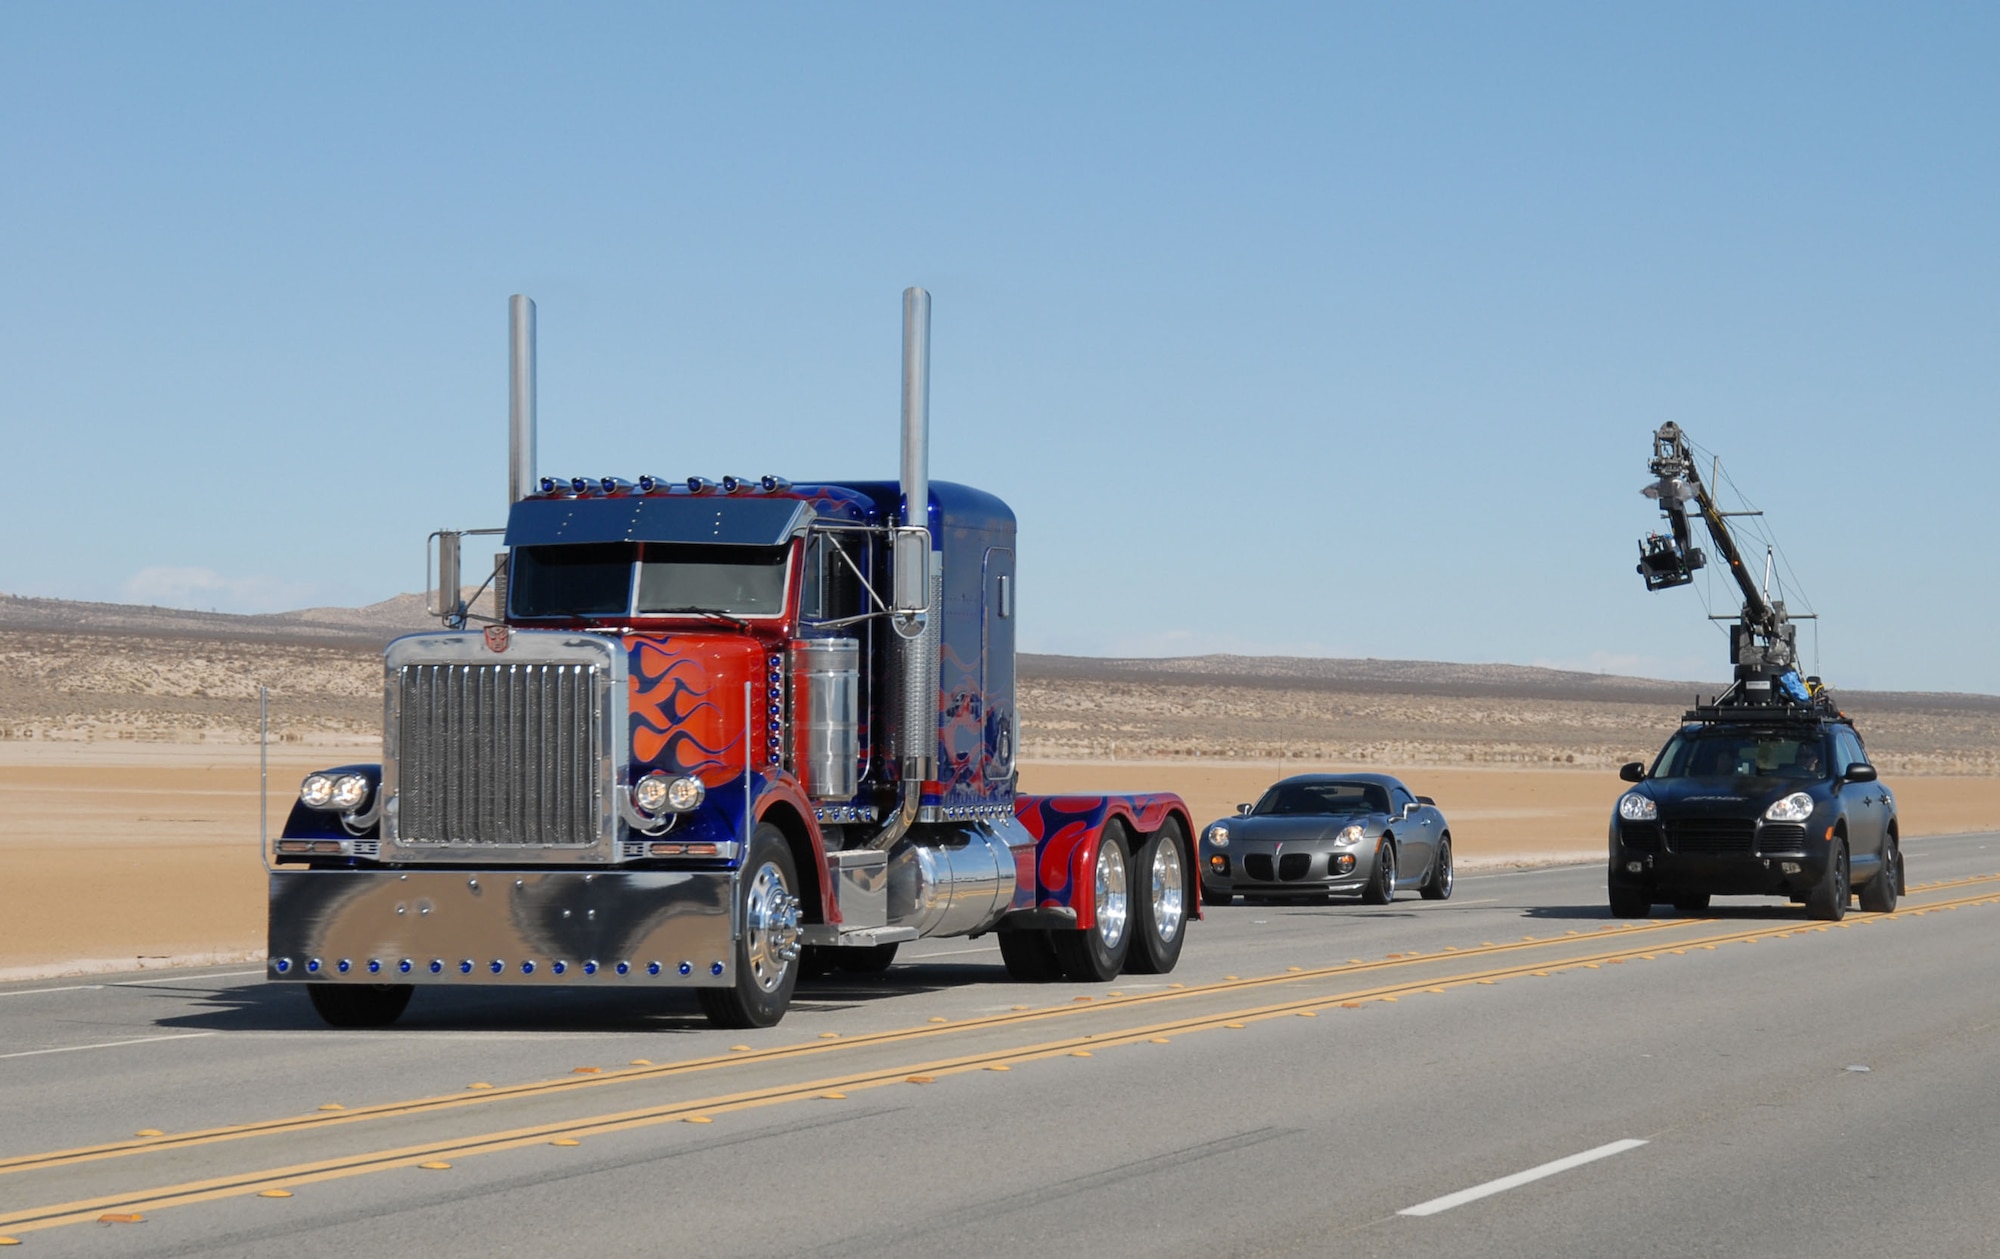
[1126,820,1188,974]
[697,825,802,1029]
[306,983,412,1029]
[1051,825,1132,982]
[1806,839,1849,922]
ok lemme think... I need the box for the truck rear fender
[1014,793,1200,931]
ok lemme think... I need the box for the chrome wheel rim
[743,861,800,993]
[1150,840,1185,945]
[1096,842,1130,950]
[1436,841,1453,897]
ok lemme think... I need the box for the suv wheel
[1806,839,1850,922]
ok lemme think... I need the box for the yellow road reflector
[98,1213,145,1223]
[986,1065,1011,1072]
[1640,954,1656,960]
[1297,1011,1318,1018]
[551,1138,581,1147]
[467,1083,492,1090]
[1072,996,1093,1003]
[730,1045,752,1052]
[1426,987,1446,993]
[1286,966,1303,973]
[258,1189,293,1198]
[1350,958,1364,964]
[317,1103,344,1111]
[1442,946,1458,952]
[1011,1005,1030,1010]
[819,1032,841,1039]
[1225,1022,1247,1029]
[1477,979,1495,986]
[1108,990,1124,996]
[684,1115,713,1124]
[820,1091,848,1099]
[928,1017,949,1024]
[1341,1002,1362,1009]
[135,1128,164,1137]
[0,1235,19,1245]
[1168,983,1185,989]
[1224,975,1240,980]
[1532,971,1550,977]
[1150,1037,1172,1043]
[1387,953,1403,958]
[418,1161,452,1170]
[630,1059,653,1066]
[1381,996,1398,1002]
[1585,963,1600,969]
[908,1075,937,1083]
[571,1066,601,1074]
[1069,1051,1092,1058]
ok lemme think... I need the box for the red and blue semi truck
[267,289,1198,1028]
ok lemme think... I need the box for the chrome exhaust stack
[873,286,941,849]
[509,295,537,505]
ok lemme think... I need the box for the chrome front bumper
[267,869,735,987]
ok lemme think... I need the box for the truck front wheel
[1051,825,1133,982]
[698,825,802,1029]
[307,983,412,1029]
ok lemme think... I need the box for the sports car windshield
[1252,782,1390,816]
[1652,731,1828,781]
[511,542,790,619]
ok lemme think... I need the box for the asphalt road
[4,832,1998,1257]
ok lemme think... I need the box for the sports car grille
[395,662,602,847]
[1757,823,1809,854]
[1243,854,1274,882]
[1665,818,1756,854]
[1278,853,1312,881]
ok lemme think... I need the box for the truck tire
[1859,835,1900,913]
[1360,839,1396,906]
[1051,824,1133,982]
[1672,893,1711,914]
[835,943,899,973]
[1608,882,1652,918]
[997,929,1064,981]
[697,825,802,1029]
[1419,836,1454,901]
[1806,838,1849,922]
[1127,820,1189,974]
[307,983,412,1029]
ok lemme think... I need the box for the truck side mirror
[1619,762,1645,783]
[431,530,463,624]
[891,527,931,617]
[1844,763,1878,783]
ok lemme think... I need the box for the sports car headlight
[1206,824,1229,848]
[1334,824,1365,846]
[1618,793,1658,822]
[1765,792,1815,823]
[329,773,371,811]
[299,774,336,809]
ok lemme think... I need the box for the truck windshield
[1652,731,1828,780]
[510,542,791,620]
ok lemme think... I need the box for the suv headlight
[1334,824,1365,846]
[1207,824,1229,848]
[1765,792,1815,823]
[1618,793,1658,822]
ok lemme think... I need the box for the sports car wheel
[1360,839,1396,905]
[1127,820,1189,974]
[1806,839,1849,922]
[1672,893,1711,914]
[1608,882,1652,918]
[1859,835,1900,913]
[697,825,801,1028]
[1051,824,1133,981]
[307,983,412,1028]
[1419,836,1454,901]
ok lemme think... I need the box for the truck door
[981,548,1016,783]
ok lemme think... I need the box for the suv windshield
[511,543,790,620]
[1652,730,1829,781]
[1253,782,1390,816]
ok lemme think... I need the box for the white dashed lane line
[0,1033,217,1061]
[1399,1139,1648,1217]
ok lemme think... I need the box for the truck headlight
[300,774,336,809]
[633,772,705,815]
[1765,792,1814,823]
[1618,793,1658,822]
[1207,824,1229,848]
[329,774,371,811]
[1334,824,1365,846]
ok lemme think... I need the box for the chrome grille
[396,662,602,846]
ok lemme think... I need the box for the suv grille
[1666,818,1756,854]
[396,662,602,846]
[1757,823,1809,853]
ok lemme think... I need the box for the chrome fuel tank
[887,815,1033,938]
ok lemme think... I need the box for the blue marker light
[711,961,725,976]
[459,960,474,974]
[429,959,444,974]
[583,960,599,975]
[678,962,692,976]
[552,961,567,975]
[367,960,382,974]
[615,961,631,975]
[306,958,321,974]
[400,959,414,974]
[273,958,291,973]
[336,959,351,973]
[489,959,505,974]
[647,961,661,975]
[521,960,535,974]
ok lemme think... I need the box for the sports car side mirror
[1844,763,1878,783]
[1235,802,1252,816]
[1619,762,1645,783]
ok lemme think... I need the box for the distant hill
[0,590,480,647]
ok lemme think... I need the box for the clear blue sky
[3,4,1994,691]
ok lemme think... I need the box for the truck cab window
[636,544,790,618]
[800,532,864,624]
[510,543,634,618]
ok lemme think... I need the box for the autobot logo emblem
[483,624,510,653]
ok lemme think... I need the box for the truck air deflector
[505,496,813,547]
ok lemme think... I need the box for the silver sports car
[1199,773,1453,905]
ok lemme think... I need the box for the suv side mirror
[1235,802,1252,816]
[1619,762,1645,783]
[1844,763,1878,783]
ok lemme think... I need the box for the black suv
[1608,713,1902,921]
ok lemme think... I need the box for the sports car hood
[1215,812,1382,843]
[1635,776,1825,818]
